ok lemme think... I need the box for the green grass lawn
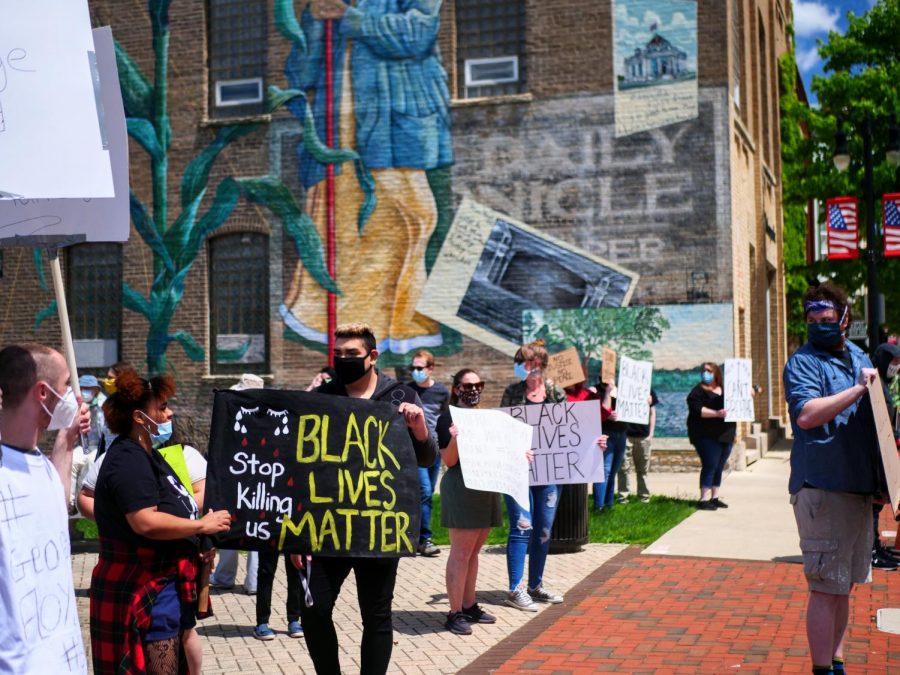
[428,493,696,547]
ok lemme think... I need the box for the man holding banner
[294,323,437,674]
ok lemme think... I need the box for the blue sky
[793,0,879,104]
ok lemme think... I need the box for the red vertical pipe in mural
[325,19,337,363]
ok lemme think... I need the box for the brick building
[0,0,793,457]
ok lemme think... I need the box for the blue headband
[804,300,837,315]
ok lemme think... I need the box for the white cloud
[796,44,821,72]
[642,10,662,29]
[669,12,691,29]
[614,4,639,27]
[793,1,840,37]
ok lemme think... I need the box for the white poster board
[0,0,114,199]
[0,27,128,242]
[724,358,754,422]
[616,356,652,424]
[498,400,605,486]
[449,406,532,511]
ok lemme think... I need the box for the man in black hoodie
[293,322,437,674]
[871,342,900,570]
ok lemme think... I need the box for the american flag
[826,197,859,260]
[884,193,900,257]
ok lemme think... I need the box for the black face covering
[333,354,372,385]
[458,389,482,407]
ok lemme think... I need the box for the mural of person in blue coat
[279,0,454,356]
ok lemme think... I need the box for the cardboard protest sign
[601,347,617,385]
[206,389,420,557]
[545,347,585,389]
[0,1,114,199]
[449,406,532,510]
[724,358,755,422]
[616,356,652,424]
[498,400,605,486]
[0,27,128,243]
[868,374,900,516]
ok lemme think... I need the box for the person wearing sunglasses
[499,340,567,612]
[438,369,501,635]
[407,350,450,557]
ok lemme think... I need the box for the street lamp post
[833,113,900,353]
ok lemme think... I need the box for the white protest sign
[450,406,532,511]
[616,356,653,424]
[0,27,128,242]
[499,400,605,486]
[0,0,114,199]
[724,358,754,422]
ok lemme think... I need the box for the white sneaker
[505,586,538,612]
[528,585,563,604]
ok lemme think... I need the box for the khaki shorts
[791,488,873,595]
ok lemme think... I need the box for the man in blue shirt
[783,282,881,675]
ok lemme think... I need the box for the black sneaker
[462,603,497,624]
[873,549,898,571]
[876,545,900,564]
[711,498,729,509]
[697,500,717,510]
[445,611,473,635]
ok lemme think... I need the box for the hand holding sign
[200,509,232,535]
[724,359,754,422]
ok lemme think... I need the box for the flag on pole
[826,196,859,260]
[884,193,900,258]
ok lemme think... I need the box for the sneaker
[616,494,629,504]
[253,624,276,641]
[209,579,234,590]
[712,498,729,509]
[505,586,538,612]
[445,611,473,635]
[462,603,497,624]
[417,540,440,557]
[639,495,651,503]
[697,500,717,510]
[876,545,900,564]
[528,585,563,604]
[287,620,304,638]
[873,549,898,571]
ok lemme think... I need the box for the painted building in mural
[0,0,793,452]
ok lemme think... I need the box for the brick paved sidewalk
[462,546,900,674]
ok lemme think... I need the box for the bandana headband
[804,300,837,315]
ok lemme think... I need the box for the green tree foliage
[780,1,900,340]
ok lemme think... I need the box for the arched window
[66,243,123,368]
[209,232,269,373]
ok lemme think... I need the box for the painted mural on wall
[613,0,698,137]
[523,304,734,437]
[278,0,455,359]
[418,198,639,355]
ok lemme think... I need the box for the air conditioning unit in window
[215,77,264,107]
[464,56,519,87]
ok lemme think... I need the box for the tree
[780,1,900,340]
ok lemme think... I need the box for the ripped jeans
[504,484,560,593]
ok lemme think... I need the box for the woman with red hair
[89,371,230,674]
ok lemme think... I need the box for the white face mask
[41,384,79,431]
[888,363,900,379]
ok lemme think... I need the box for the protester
[291,322,437,674]
[619,390,659,503]
[500,340,567,611]
[407,349,450,557]
[89,370,230,674]
[438,369,501,635]
[783,282,884,675]
[593,380,626,511]
[211,373,265,595]
[0,344,90,673]
[870,342,900,570]
[304,366,336,391]
[253,551,304,640]
[69,373,112,512]
[98,360,134,396]
[686,362,735,510]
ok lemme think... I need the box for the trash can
[549,483,589,554]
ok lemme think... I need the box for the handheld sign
[206,389,420,557]
[449,406,532,511]
[616,356,652,424]
[601,347,617,385]
[499,400,605,486]
[868,374,900,516]
[724,358,754,422]
[545,347,585,389]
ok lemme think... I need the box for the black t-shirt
[95,436,200,551]
[436,409,453,450]
[686,385,736,444]
[408,381,450,437]
[626,389,660,437]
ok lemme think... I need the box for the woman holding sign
[500,341,568,611]
[89,371,231,674]
[686,362,736,510]
[438,369,502,635]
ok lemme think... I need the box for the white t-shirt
[0,446,87,673]
[81,444,207,492]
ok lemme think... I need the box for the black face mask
[333,354,372,385]
[458,389,481,407]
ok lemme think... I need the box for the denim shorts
[144,582,197,642]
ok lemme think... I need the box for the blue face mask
[807,322,843,350]
[701,371,714,385]
[140,411,174,447]
[411,368,429,384]
[514,362,529,381]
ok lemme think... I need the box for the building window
[732,0,747,124]
[456,0,526,98]
[66,243,122,368]
[209,232,269,373]
[207,0,268,118]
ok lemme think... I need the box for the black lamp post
[833,113,900,352]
